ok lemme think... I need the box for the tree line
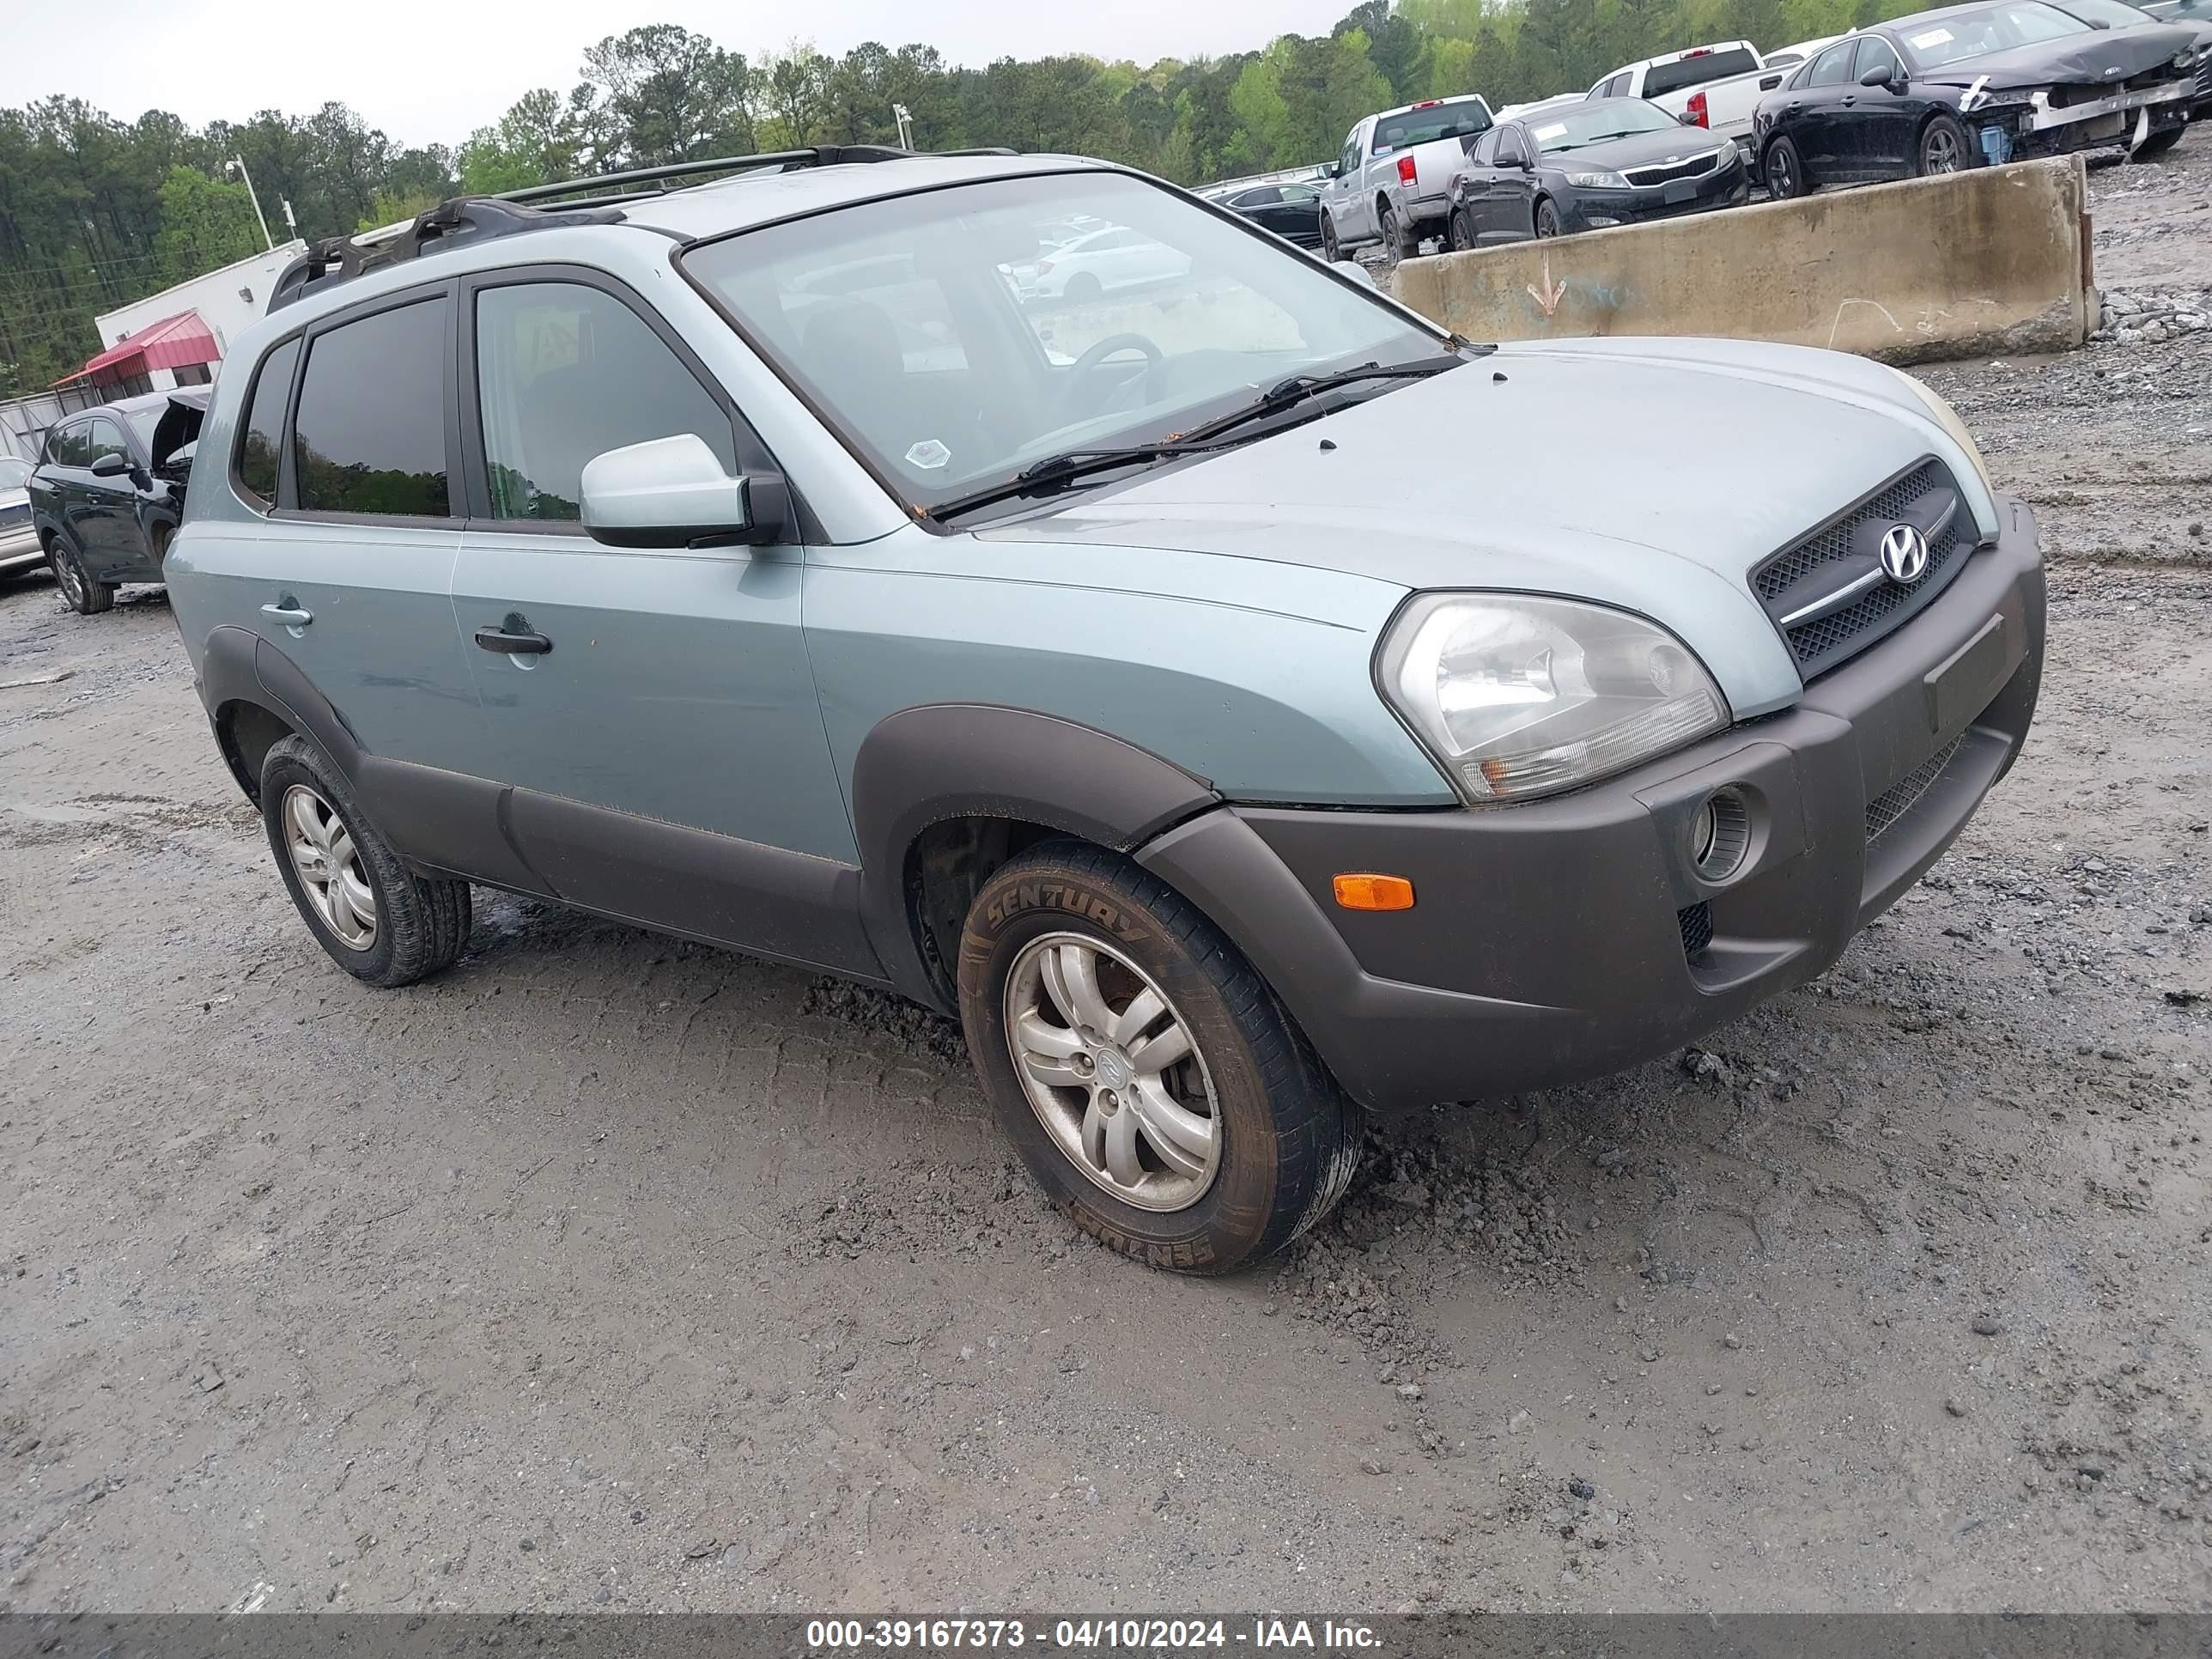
[2,0,1913,393]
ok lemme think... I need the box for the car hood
[983,336,1998,720]
[1917,22,2197,87]
[1540,127,1737,172]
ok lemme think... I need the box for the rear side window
[293,297,451,518]
[235,337,299,506]
[474,283,733,523]
[1644,47,1760,97]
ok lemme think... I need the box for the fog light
[1692,788,1751,881]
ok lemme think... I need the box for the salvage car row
[1291,0,2212,258]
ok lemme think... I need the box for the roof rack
[265,144,1019,314]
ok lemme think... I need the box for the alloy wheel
[1003,932,1223,1212]
[281,783,378,950]
[50,545,85,607]
[1923,126,1961,173]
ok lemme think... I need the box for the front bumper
[1565,169,1750,231]
[1139,495,2045,1114]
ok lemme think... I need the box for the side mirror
[1332,259,1376,289]
[1858,64,1898,88]
[89,451,132,478]
[1679,109,1705,125]
[580,434,786,550]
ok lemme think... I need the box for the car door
[211,287,485,784]
[1487,126,1541,239]
[74,416,143,582]
[448,268,871,971]
[1848,35,1917,176]
[1340,125,1376,240]
[1789,40,1863,175]
[1272,183,1323,242]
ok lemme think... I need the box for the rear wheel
[260,734,471,988]
[1918,113,1967,176]
[957,842,1362,1273]
[46,534,112,615]
[1765,135,1808,199]
[1534,199,1562,238]
[1065,271,1102,303]
[1382,202,1415,259]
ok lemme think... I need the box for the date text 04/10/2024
[804,1619,1383,1650]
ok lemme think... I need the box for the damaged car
[2057,0,2212,140]
[25,386,210,614]
[1754,0,2200,196]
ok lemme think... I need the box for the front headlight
[1889,369,1994,495]
[1565,170,1630,189]
[1376,594,1731,805]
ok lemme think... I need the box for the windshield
[1899,2,2093,64]
[1643,46,1762,96]
[1373,98,1492,152]
[0,457,29,490]
[679,172,1446,507]
[1529,101,1680,151]
[2057,0,2157,21]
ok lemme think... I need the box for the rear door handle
[474,623,553,656]
[260,601,313,627]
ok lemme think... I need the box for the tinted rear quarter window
[293,297,451,517]
[235,337,299,506]
[1644,48,1760,97]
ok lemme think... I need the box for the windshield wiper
[927,355,1471,525]
[1170,355,1469,447]
[927,441,1227,523]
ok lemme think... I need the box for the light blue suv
[167,146,2045,1273]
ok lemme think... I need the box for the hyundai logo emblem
[1879,523,1930,584]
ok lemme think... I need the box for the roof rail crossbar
[265,144,1026,314]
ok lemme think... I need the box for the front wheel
[1447,206,1475,252]
[1918,113,1968,176]
[2132,127,2184,161]
[1534,199,1562,238]
[1320,215,1341,263]
[957,843,1362,1273]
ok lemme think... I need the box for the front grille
[2197,56,2210,100]
[1624,151,1721,187]
[1750,459,1977,679]
[1677,902,1714,957]
[1865,737,1963,842]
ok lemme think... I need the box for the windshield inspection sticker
[905,439,952,471]
[1910,27,1954,47]
[1534,123,1570,140]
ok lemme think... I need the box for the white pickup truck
[1318,95,1495,261]
[1586,40,1790,163]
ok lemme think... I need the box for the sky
[10,0,1354,148]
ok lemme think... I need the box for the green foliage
[2,0,1942,386]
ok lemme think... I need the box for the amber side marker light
[1332,873,1415,912]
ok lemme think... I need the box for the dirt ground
[3,149,2209,1620]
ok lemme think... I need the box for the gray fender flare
[198,623,366,798]
[848,704,1219,1005]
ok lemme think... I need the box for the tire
[957,842,1363,1274]
[1065,272,1102,303]
[1320,215,1341,263]
[1448,207,1475,252]
[1382,203,1415,259]
[46,534,112,615]
[1918,112,1968,176]
[259,733,471,988]
[2132,127,2184,161]
[1534,199,1561,239]
[1765,135,1808,200]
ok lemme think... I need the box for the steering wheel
[1054,332,1164,425]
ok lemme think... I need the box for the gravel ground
[3,149,2209,1618]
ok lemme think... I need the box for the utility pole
[892,103,915,149]
[226,156,276,252]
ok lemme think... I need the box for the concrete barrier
[1391,155,2093,366]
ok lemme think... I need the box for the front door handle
[260,601,313,627]
[474,621,553,656]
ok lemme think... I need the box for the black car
[1443,99,1750,247]
[1215,180,1326,247]
[1753,0,2200,198]
[26,387,208,615]
[2067,0,2212,131]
